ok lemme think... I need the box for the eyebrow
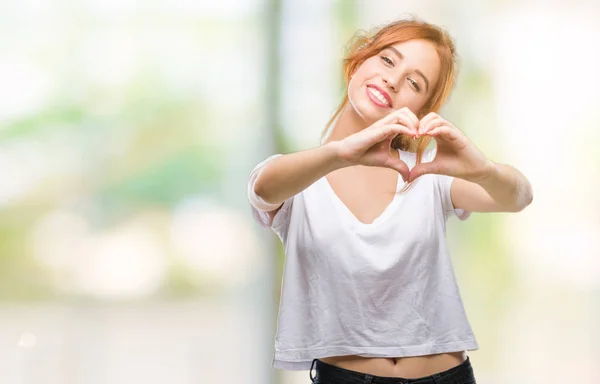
[385,46,430,92]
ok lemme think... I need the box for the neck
[324,104,372,144]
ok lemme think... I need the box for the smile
[366,85,391,108]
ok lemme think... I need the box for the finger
[398,107,420,130]
[420,118,446,136]
[363,123,414,150]
[383,156,411,182]
[382,108,419,134]
[388,114,418,135]
[418,112,439,134]
[421,119,446,140]
[425,125,457,141]
[379,123,417,139]
[387,106,419,125]
[418,112,436,129]
[408,161,442,182]
[426,126,443,136]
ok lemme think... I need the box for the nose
[382,75,399,93]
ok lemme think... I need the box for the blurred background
[0,0,598,383]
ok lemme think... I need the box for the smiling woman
[248,15,532,384]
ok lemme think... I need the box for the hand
[409,112,492,183]
[336,107,419,182]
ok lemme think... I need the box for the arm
[252,107,421,216]
[410,112,533,214]
[253,141,347,208]
[451,162,534,213]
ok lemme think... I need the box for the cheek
[394,92,428,114]
[347,69,376,102]
[347,77,363,103]
[348,61,376,95]
[403,98,423,111]
[347,76,366,111]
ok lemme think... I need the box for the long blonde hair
[321,16,459,166]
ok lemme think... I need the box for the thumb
[383,157,411,183]
[408,161,441,182]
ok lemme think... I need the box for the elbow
[525,190,534,208]
[251,177,283,210]
[249,167,281,211]
[522,182,534,210]
[513,196,533,212]
[252,180,270,205]
[253,179,266,201]
[252,165,275,203]
[511,185,534,212]
[253,179,276,205]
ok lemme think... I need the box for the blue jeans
[309,356,477,384]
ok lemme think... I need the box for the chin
[349,98,387,124]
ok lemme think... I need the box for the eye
[381,55,393,66]
[408,78,421,92]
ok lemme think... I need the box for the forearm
[253,141,347,206]
[476,161,534,212]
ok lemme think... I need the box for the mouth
[366,85,392,109]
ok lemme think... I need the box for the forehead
[384,39,441,80]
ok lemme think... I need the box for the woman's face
[348,39,441,123]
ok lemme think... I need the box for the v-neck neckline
[320,149,405,229]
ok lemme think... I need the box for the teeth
[368,87,390,106]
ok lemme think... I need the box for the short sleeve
[247,154,294,228]
[437,174,471,221]
[421,147,470,221]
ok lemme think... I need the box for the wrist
[473,160,498,185]
[323,140,352,170]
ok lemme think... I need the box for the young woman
[248,17,533,384]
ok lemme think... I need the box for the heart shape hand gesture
[409,112,493,183]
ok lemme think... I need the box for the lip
[366,84,392,109]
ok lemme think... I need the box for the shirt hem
[271,339,480,371]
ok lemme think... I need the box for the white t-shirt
[248,148,479,371]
